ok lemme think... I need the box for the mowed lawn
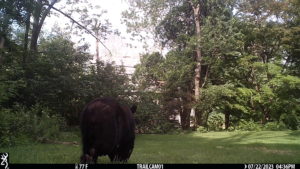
[1,131,300,164]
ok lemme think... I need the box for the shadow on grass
[288,130,300,136]
[2,131,300,164]
[131,131,300,163]
[190,131,300,145]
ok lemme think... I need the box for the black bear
[80,98,136,163]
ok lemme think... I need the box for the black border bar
[7,164,298,169]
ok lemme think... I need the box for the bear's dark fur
[80,98,136,163]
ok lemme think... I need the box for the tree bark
[23,7,31,65]
[180,106,191,130]
[261,108,270,125]
[95,30,100,61]
[192,3,202,102]
[195,108,206,126]
[94,20,101,61]
[191,2,203,127]
[0,37,4,64]
[0,37,4,49]
[225,110,230,130]
[30,0,58,51]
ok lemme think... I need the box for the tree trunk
[193,3,202,102]
[261,108,270,125]
[23,9,31,65]
[225,110,230,130]
[30,0,58,51]
[95,30,100,61]
[180,106,191,130]
[196,111,204,126]
[204,111,209,130]
[94,20,101,61]
[0,15,10,50]
[0,37,4,49]
[191,2,202,127]
[0,37,4,64]
[30,0,42,51]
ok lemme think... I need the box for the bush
[0,104,66,147]
[134,92,178,134]
[196,126,208,133]
[280,113,299,130]
[207,113,224,131]
[28,104,64,141]
[0,107,30,147]
[227,126,235,131]
[237,119,262,131]
[263,122,287,131]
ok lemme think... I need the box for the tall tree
[123,0,236,128]
[30,0,59,51]
[189,0,202,105]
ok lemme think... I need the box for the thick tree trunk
[193,3,202,102]
[191,2,203,127]
[180,106,191,130]
[30,0,58,51]
[30,25,40,51]
[30,0,42,51]
[0,17,9,51]
[204,111,209,129]
[196,111,204,126]
[23,10,31,64]
[261,108,270,125]
[179,92,191,130]
[225,111,230,130]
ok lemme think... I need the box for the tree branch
[201,65,210,88]
[39,0,58,27]
[50,6,113,57]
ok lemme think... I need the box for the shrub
[263,122,287,131]
[28,104,63,141]
[280,113,299,130]
[207,113,224,131]
[227,126,235,131]
[0,104,66,147]
[196,126,208,133]
[0,107,31,147]
[237,119,262,131]
[134,92,178,134]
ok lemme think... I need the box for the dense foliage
[1,0,300,147]
[126,0,300,131]
[0,33,132,145]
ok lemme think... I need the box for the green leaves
[128,0,300,130]
[162,50,194,92]
[133,52,164,90]
[196,84,235,115]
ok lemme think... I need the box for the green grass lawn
[1,131,300,163]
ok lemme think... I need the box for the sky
[44,0,153,74]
